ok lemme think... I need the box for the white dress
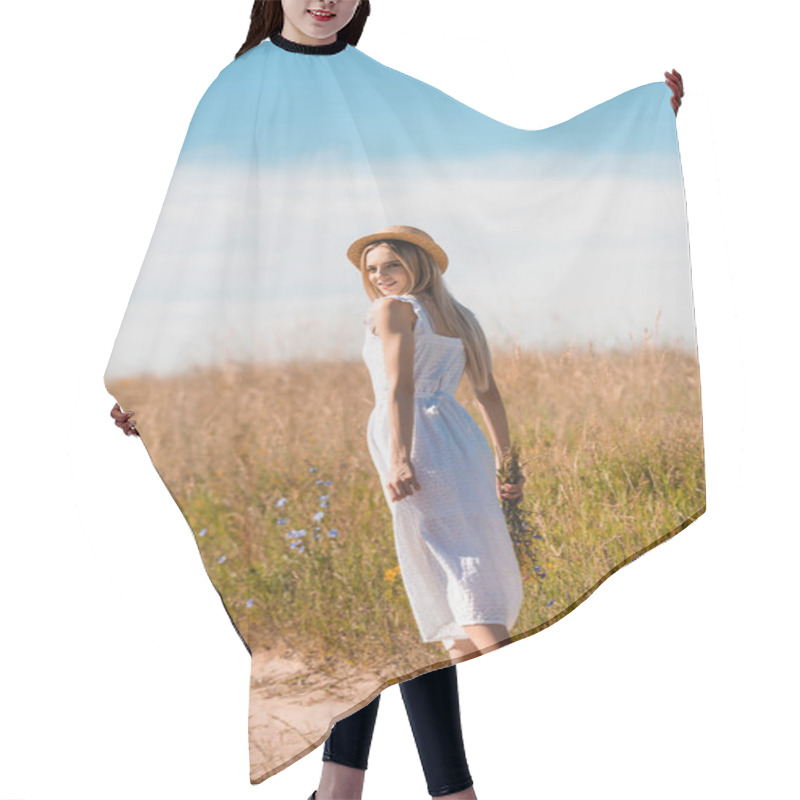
[362,294,524,650]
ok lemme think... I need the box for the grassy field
[108,336,704,673]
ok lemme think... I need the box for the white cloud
[106,150,695,380]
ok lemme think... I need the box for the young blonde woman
[307,223,530,800]
[354,224,527,657]
[109,3,685,798]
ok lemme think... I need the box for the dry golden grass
[108,337,704,670]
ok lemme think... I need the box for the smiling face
[280,0,361,45]
[365,244,413,297]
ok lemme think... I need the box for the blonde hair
[360,239,493,394]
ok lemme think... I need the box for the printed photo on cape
[104,28,704,784]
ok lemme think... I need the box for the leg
[447,637,480,662]
[400,665,476,799]
[460,623,511,655]
[316,694,381,800]
[446,624,511,663]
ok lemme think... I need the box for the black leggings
[323,664,473,797]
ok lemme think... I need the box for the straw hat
[346,225,449,273]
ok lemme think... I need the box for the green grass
[108,341,704,670]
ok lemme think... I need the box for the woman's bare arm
[474,373,525,502]
[374,298,416,461]
[473,373,513,467]
[373,299,421,501]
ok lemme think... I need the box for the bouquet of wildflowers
[496,441,547,582]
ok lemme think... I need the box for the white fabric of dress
[361,294,524,650]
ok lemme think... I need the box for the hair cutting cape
[104,33,705,784]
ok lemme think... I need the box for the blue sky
[106,40,692,382]
[179,40,677,167]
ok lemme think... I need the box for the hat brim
[346,231,448,273]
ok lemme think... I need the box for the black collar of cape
[270,31,348,55]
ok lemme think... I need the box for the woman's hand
[497,473,525,504]
[387,459,421,503]
[665,69,684,116]
[110,402,139,436]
